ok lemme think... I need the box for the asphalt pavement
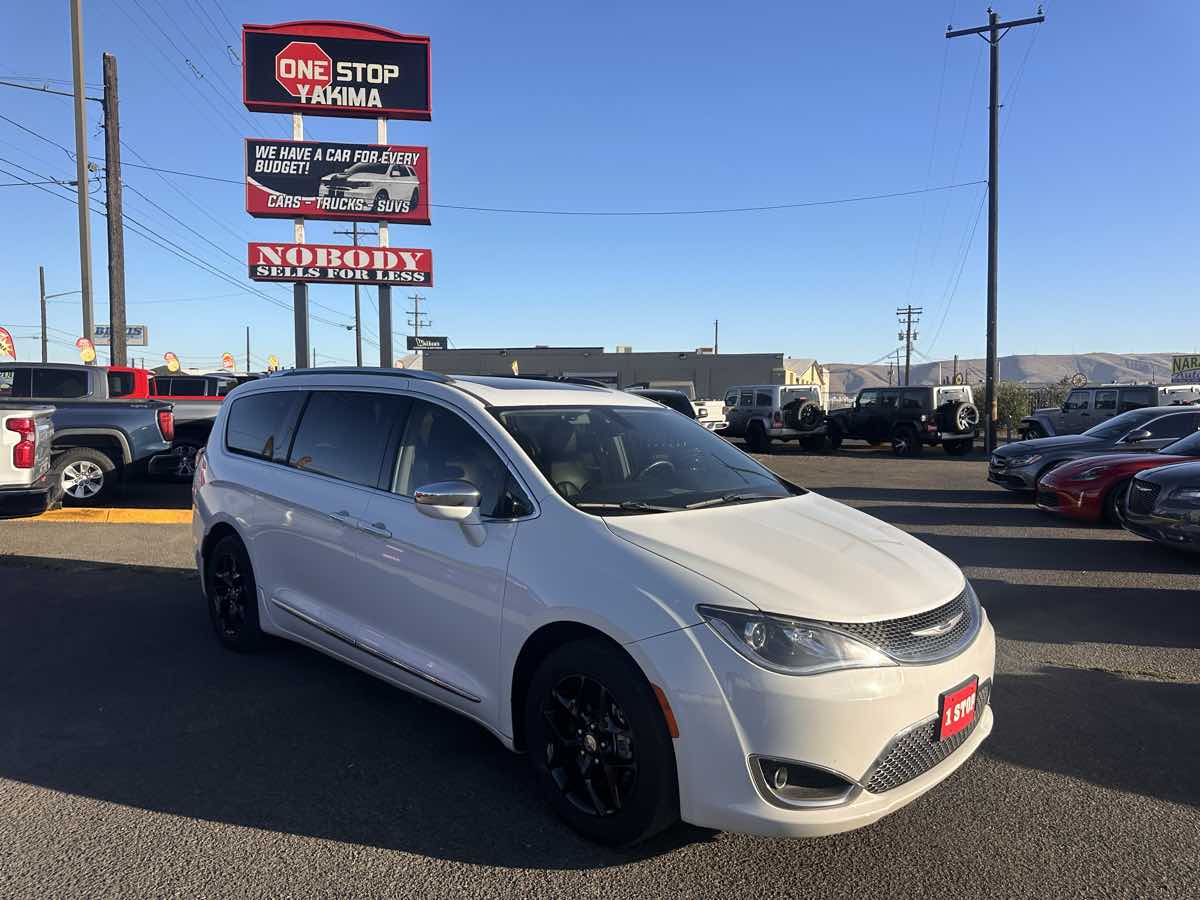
[1,446,1197,899]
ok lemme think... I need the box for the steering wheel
[636,459,676,481]
[555,480,581,499]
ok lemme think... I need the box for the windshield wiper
[684,492,780,510]
[573,500,679,514]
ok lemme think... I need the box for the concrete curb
[12,508,192,525]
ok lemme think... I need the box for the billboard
[1171,355,1200,384]
[246,139,429,224]
[407,335,448,351]
[243,22,430,120]
[248,242,433,286]
[94,324,149,347]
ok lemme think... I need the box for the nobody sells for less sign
[248,242,433,287]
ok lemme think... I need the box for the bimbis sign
[248,242,433,286]
[246,139,430,224]
[243,22,431,120]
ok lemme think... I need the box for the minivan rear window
[226,391,304,462]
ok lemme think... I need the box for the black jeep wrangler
[825,385,979,456]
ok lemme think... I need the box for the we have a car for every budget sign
[246,139,430,224]
[248,243,433,287]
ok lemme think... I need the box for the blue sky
[1,1,1196,369]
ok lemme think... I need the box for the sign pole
[292,111,310,369]
[352,223,362,366]
[39,266,48,363]
[69,0,95,363]
[376,115,393,368]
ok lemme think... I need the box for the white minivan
[193,369,994,845]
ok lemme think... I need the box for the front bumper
[1123,506,1200,551]
[988,460,1038,491]
[634,612,996,837]
[1036,482,1101,521]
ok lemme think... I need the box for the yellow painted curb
[16,508,192,525]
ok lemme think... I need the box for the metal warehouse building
[420,347,788,400]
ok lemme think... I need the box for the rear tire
[205,535,268,652]
[54,447,116,506]
[747,422,771,454]
[523,638,679,846]
[1103,478,1132,526]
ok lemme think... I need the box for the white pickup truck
[0,406,56,518]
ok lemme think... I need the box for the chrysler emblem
[910,612,964,638]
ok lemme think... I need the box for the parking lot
[1,446,1197,899]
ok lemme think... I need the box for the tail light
[773,411,783,426]
[157,409,175,441]
[6,417,36,469]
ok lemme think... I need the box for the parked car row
[989,405,1200,551]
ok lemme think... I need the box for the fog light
[753,757,856,809]
[772,765,788,790]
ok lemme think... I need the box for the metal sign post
[292,112,310,368]
[377,115,393,368]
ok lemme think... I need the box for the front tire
[205,535,267,652]
[54,447,116,505]
[523,639,679,846]
[1103,478,1132,526]
[746,422,771,453]
[827,421,844,451]
[892,426,922,457]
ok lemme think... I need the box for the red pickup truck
[106,367,254,480]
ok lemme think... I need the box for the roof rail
[473,374,613,389]
[275,367,454,384]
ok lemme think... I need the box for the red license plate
[937,676,978,741]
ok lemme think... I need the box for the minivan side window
[755,391,772,407]
[288,391,409,488]
[391,400,525,518]
[1063,390,1090,411]
[31,368,88,398]
[226,390,305,462]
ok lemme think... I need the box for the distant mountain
[826,352,1180,395]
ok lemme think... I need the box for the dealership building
[420,347,829,403]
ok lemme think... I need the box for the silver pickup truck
[0,363,174,504]
[0,406,56,518]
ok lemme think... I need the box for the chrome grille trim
[822,588,980,664]
[862,679,992,793]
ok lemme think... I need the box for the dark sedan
[624,388,697,419]
[1036,427,1200,524]
[1123,460,1200,552]
[988,407,1200,493]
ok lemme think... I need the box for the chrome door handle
[328,510,356,525]
[359,521,392,539]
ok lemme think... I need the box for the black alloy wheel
[892,425,922,457]
[205,535,267,651]
[541,674,638,818]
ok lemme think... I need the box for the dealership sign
[248,242,433,286]
[94,324,149,347]
[246,139,429,224]
[243,22,430,120]
[407,335,448,351]
[1172,354,1200,384]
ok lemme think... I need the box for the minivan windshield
[496,405,800,514]
[1082,408,1160,441]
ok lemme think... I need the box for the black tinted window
[755,391,772,407]
[226,391,304,462]
[107,371,135,398]
[0,368,31,398]
[739,391,753,406]
[393,400,518,517]
[1145,413,1200,440]
[1119,388,1153,412]
[900,391,923,410]
[168,378,206,396]
[1063,391,1090,411]
[31,368,88,398]
[289,391,408,487]
[859,390,879,408]
[880,392,899,409]
[1094,390,1117,411]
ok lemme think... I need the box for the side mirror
[1123,428,1153,444]
[414,480,482,521]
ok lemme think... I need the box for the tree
[995,381,1031,430]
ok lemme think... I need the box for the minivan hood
[603,493,964,623]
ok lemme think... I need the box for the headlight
[1007,453,1042,467]
[1071,465,1111,482]
[697,605,895,675]
[1167,486,1200,508]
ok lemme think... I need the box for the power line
[0,113,76,158]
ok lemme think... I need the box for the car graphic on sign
[318,161,421,214]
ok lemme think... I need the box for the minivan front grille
[863,679,992,793]
[824,589,979,663]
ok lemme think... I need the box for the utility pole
[896,305,922,386]
[292,112,310,371]
[101,52,127,367]
[38,267,48,363]
[69,0,94,360]
[245,326,250,374]
[312,347,316,368]
[334,224,371,366]
[407,294,430,348]
[714,319,719,355]
[948,6,1044,453]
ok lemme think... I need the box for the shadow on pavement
[0,556,711,869]
[60,477,192,510]
[818,486,1015,505]
[861,503,1062,529]
[985,665,1200,808]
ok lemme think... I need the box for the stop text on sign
[247,242,434,287]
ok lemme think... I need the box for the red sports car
[1037,428,1200,524]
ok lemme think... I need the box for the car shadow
[818,486,1016,505]
[0,556,713,869]
[910,531,1200,576]
[862,503,1088,529]
[984,665,1200,808]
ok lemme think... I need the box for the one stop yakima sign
[248,242,433,286]
[275,42,332,97]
